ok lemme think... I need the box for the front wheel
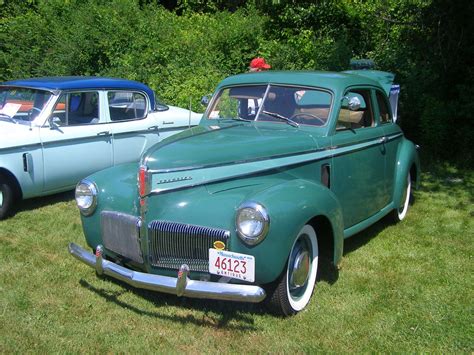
[266,224,319,316]
[0,176,15,220]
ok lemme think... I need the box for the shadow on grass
[16,190,75,213]
[420,164,473,204]
[343,215,393,256]
[79,278,263,330]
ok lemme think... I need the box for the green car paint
[72,70,420,314]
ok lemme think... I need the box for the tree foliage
[0,0,472,165]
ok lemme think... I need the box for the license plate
[208,249,255,282]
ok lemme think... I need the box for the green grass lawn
[1,164,472,352]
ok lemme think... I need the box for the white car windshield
[0,87,53,125]
[207,85,332,127]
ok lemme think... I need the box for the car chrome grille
[101,211,143,264]
[148,220,230,272]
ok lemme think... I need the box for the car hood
[152,105,202,127]
[142,122,328,196]
[143,122,318,171]
[0,120,38,149]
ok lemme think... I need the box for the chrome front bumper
[68,243,266,303]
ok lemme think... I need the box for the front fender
[243,178,344,283]
[0,145,44,199]
[393,139,420,208]
[80,162,139,250]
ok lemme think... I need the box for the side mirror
[48,116,62,130]
[341,96,361,111]
[201,95,211,107]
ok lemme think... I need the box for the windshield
[207,85,332,127]
[0,87,53,124]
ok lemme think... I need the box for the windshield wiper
[261,110,299,128]
[218,117,251,123]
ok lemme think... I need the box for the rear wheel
[0,175,15,220]
[391,172,411,222]
[266,224,319,316]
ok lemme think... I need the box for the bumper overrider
[68,243,266,303]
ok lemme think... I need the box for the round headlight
[75,179,98,216]
[236,201,270,245]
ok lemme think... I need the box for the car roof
[217,71,386,93]
[1,76,157,109]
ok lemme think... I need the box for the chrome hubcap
[0,190,3,207]
[289,238,311,292]
[290,250,310,289]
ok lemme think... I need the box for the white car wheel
[267,224,319,316]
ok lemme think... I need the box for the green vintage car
[69,70,420,316]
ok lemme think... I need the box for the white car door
[40,90,113,192]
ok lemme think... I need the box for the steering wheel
[289,113,326,126]
[28,107,42,119]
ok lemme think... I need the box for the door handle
[147,125,159,131]
[379,136,387,144]
[97,131,110,136]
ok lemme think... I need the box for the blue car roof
[1,76,157,109]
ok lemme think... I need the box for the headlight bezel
[235,201,270,246]
[75,179,98,216]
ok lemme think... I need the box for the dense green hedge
[1,0,472,166]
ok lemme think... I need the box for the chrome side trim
[148,132,403,174]
[68,243,266,303]
[387,132,403,141]
[0,143,43,154]
[41,134,111,148]
[111,125,190,137]
[148,147,325,174]
[147,134,393,196]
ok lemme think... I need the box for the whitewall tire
[266,224,319,316]
[392,172,411,222]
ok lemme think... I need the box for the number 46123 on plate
[208,249,255,282]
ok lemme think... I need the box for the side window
[376,91,392,124]
[337,89,374,130]
[108,91,147,121]
[51,91,100,126]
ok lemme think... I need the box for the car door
[375,89,404,202]
[40,90,113,192]
[106,90,166,165]
[330,88,387,229]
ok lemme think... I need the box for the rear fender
[393,140,420,208]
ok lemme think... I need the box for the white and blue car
[0,77,201,219]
